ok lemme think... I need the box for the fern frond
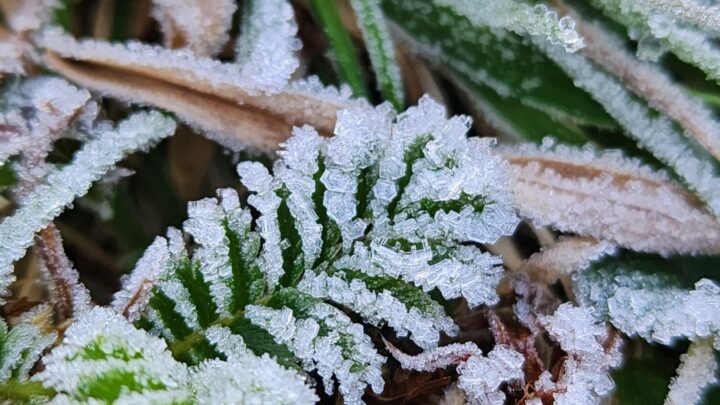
[665,339,718,405]
[113,96,518,403]
[34,307,317,404]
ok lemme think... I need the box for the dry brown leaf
[41,30,361,151]
[501,143,720,255]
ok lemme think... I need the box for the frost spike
[349,0,405,109]
[665,339,719,405]
[0,111,176,301]
[41,30,363,151]
[501,141,720,255]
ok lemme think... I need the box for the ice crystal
[246,303,385,405]
[456,346,525,405]
[535,303,623,404]
[112,96,518,403]
[520,237,616,284]
[1,0,58,33]
[151,0,237,56]
[634,0,720,34]
[665,339,719,405]
[574,259,720,347]
[0,111,175,301]
[235,0,301,94]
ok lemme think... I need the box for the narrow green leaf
[276,187,305,287]
[310,0,368,97]
[351,0,405,109]
[228,318,299,370]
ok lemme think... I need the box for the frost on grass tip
[112,96,519,404]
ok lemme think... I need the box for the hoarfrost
[246,304,385,405]
[535,303,622,404]
[0,111,175,301]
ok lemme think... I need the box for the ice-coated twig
[34,224,92,321]
[501,140,720,255]
[665,339,719,405]
[386,340,525,405]
[151,0,237,56]
[533,303,623,404]
[0,111,175,301]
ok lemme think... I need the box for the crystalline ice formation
[114,95,519,404]
[536,303,622,404]
[574,264,720,347]
[387,341,524,405]
[235,0,301,93]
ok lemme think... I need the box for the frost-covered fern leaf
[112,96,519,403]
[34,307,316,404]
[574,254,720,349]
[0,317,55,384]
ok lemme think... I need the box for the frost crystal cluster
[104,96,520,404]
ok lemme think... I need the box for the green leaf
[351,0,405,109]
[382,0,618,129]
[309,0,368,98]
[454,75,590,145]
